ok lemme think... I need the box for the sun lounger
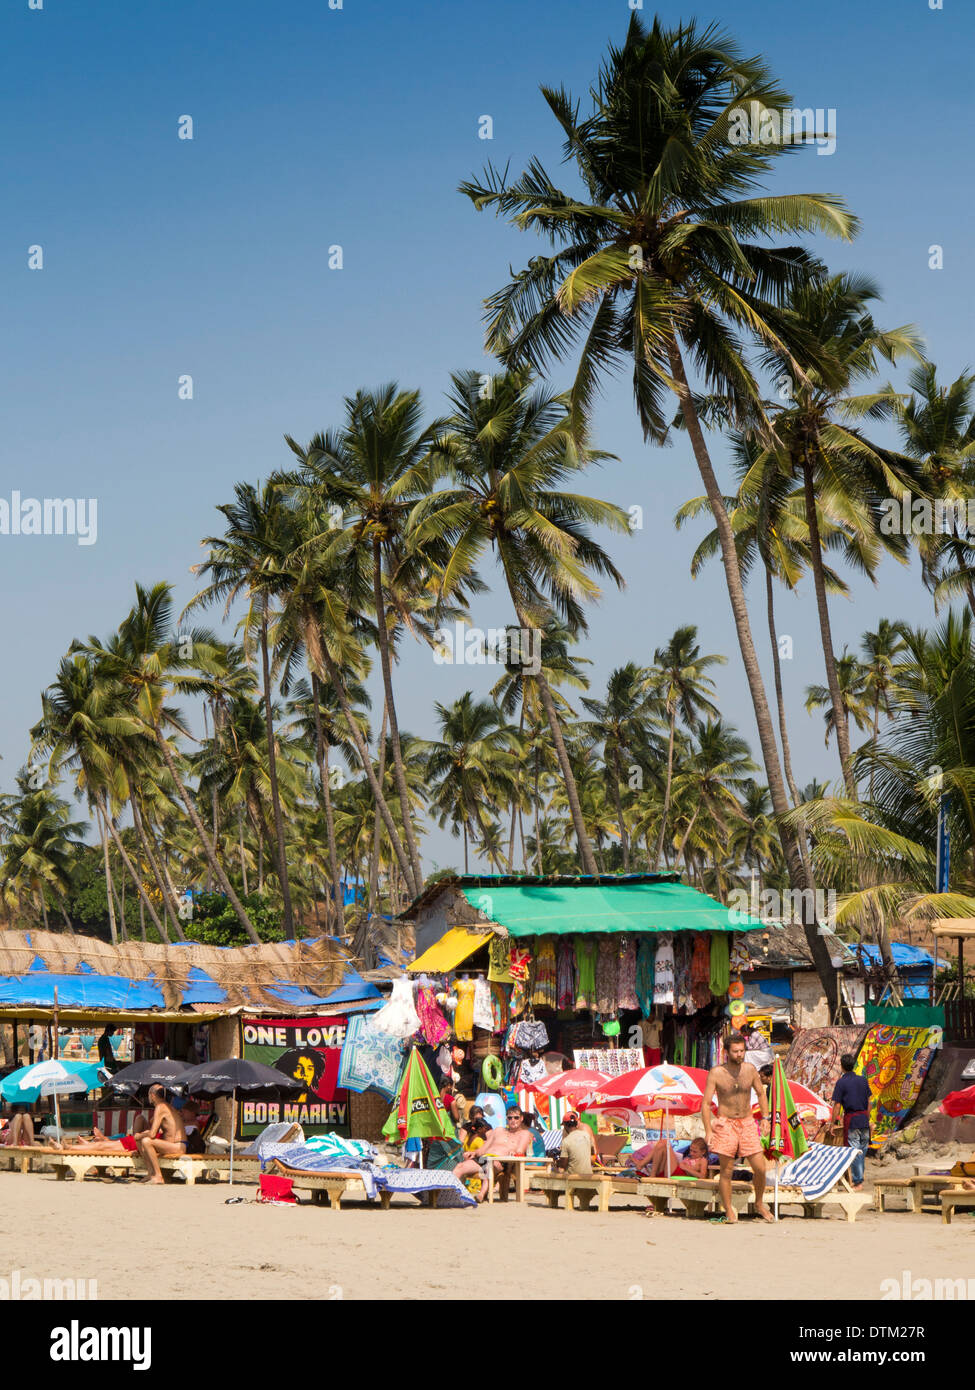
[613,1175,757,1218]
[529,1172,615,1213]
[772,1143,872,1223]
[265,1162,382,1210]
[940,1187,975,1224]
[909,1173,959,1209]
[0,1144,58,1174]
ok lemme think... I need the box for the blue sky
[2,0,971,873]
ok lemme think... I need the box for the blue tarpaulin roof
[857,942,937,970]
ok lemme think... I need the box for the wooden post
[53,987,60,1059]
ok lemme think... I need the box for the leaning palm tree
[189,481,299,935]
[645,627,724,871]
[460,15,860,1001]
[413,367,629,874]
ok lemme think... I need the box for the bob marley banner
[239,1017,350,1137]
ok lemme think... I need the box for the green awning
[460,881,764,937]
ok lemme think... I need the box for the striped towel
[776,1142,857,1200]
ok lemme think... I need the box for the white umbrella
[14,1060,106,1141]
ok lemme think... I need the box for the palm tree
[0,779,85,929]
[645,627,724,871]
[758,273,923,794]
[80,582,262,943]
[460,15,860,1005]
[805,650,873,749]
[190,481,299,934]
[578,663,660,871]
[422,693,519,872]
[860,619,906,797]
[670,718,756,872]
[413,367,628,874]
[893,361,975,614]
[284,386,444,898]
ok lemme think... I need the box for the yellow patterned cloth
[855,1024,942,1145]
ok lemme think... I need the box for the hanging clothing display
[454,977,476,1041]
[372,976,421,1040]
[709,932,730,996]
[617,936,638,1011]
[595,936,618,1015]
[674,934,695,1014]
[532,938,558,1009]
[472,975,494,1031]
[635,938,655,1015]
[690,934,712,1010]
[508,945,532,1016]
[488,934,514,983]
[556,938,577,1009]
[415,986,451,1047]
[729,932,753,975]
[489,981,510,1033]
[575,938,597,1010]
[518,1057,547,1086]
[652,933,675,1007]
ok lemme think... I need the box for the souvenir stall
[401,874,766,1132]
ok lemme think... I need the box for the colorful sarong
[785,1026,868,1102]
[855,1024,942,1145]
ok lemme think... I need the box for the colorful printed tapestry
[855,1024,942,1145]
[785,1026,869,1103]
[337,1014,406,1101]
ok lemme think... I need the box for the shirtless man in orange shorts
[702,1032,773,1223]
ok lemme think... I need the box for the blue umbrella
[1,1060,107,1105]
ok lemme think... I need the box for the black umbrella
[108,1058,194,1098]
[175,1059,303,1183]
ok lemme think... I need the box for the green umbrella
[764,1056,809,1219]
[382,1047,456,1144]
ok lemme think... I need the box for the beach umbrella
[753,1079,830,1124]
[2,1060,109,1139]
[382,1046,457,1147]
[529,1068,611,1101]
[176,1059,303,1184]
[107,1058,194,1098]
[941,1084,975,1118]
[588,1066,706,1175]
[764,1056,809,1219]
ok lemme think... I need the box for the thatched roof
[0,930,351,1012]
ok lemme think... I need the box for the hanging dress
[575,938,597,1010]
[652,933,675,1007]
[635,937,655,1016]
[674,934,695,1014]
[508,945,532,1017]
[556,938,577,1010]
[416,986,451,1047]
[595,937,618,1015]
[489,981,510,1033]
[488,934,514,983]
[690,934,712,1010]
[472,975,494,1031]
[709,932,730,996]
[532,938,557,1009]
[617,936,638,1010]
[372,976,421,1040]
[454,978,476,1041]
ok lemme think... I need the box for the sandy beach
[1,1166,970,1302]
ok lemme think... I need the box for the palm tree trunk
[463,820,469,875]
[533,746,543,874]
[311,674,342,931]
[668,340,837,1014]
[611,749,630,871]
[676,807,700,872]
[371,543,423,896]
[238,807,249,896]
[260,609,295,936]
[370,705,389,914]
[102,808,169,942]
[151,728,261,944]
[765,569,811,882]
[39,895,49,930]
[60,903,74,933]
[131,799,186,942]
[800,453,857,798]
[138,895,146,942]
[653,710,677,870]
[302,609,415,892]
[97,804,119,946]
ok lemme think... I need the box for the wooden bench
[873,1177,918,1213]
[774,1182,873,1224]
[529,1173,615,1213]
[45,1150,257,1185]
[0,1145,55,1174]
[631,1176,758,1219]
[941,1187,975,1224]
[265,1163,383,1210]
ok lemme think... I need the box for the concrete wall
[792,970,830,1029]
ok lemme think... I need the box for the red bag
[258,1173,296,1204]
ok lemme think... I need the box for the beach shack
[0,930,389,1141]
[401,874,770,1116]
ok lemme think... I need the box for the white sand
[1,1163,972,1301]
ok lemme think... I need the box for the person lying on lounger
[632,1135,710,1180]
[136,1084,187,1184]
